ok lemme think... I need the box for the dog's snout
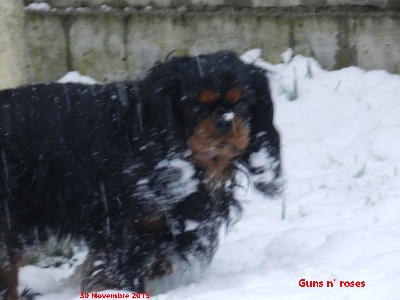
[213,117,233,134]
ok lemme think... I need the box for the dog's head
[140,51,281,194]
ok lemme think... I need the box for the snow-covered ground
[21,51,400,300]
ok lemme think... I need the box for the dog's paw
[20,288,42,300]
[255,180,284,198]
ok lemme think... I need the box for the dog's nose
[213,117,233,134]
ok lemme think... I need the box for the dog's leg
[80,250,118,292]
[0,245,20,300]
[239,66,283,197]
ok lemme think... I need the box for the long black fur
[0,50,281,297]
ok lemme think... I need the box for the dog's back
[0,82,138,235]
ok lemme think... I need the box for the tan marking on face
[225,88,242,103]
[187,116,249,180]
[199,89,217,104]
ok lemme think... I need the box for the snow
[223,112,235,121]
[58,71,99,84]
[25,2,52,11]
[22,51,400,299]
[281,48,294,64]
[155,158,200,199]
[249,148,280,183]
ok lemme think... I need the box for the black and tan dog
[0,50,281,299]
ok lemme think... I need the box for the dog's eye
[234,101,248,112]
[191,105,204,115]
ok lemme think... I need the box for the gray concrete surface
[0,0,29,89]
[3,1,399,84]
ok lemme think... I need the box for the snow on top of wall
[58,71,99,84]
[25,2,52,11]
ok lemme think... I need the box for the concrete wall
[24,0,400,9]
[19,0,400,83]
[0,0,29,89]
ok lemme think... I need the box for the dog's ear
[139,61,185,144]
[240,64,282,197]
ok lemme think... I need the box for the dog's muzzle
[187,114,249,179]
